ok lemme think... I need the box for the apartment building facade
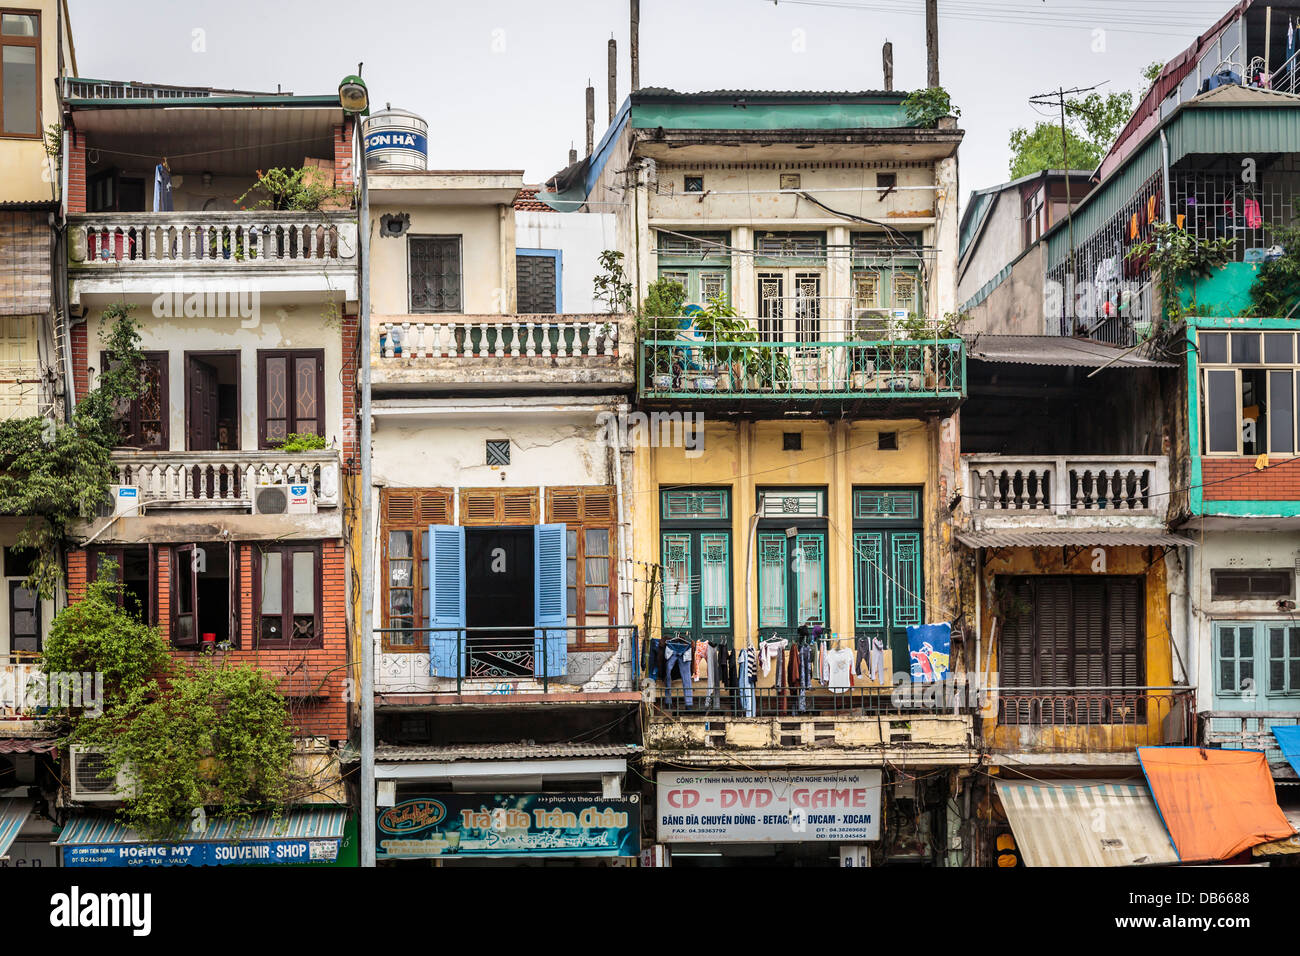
[365,167,642,865]
[550,88,980,866]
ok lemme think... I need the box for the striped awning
[0,798,33,860]
[957,530,1194,549]
[995,780,1178,867]
[57,807,347,846]
[56,808,348,867]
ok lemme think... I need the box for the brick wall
[70,320,88,402]
[1201,457,1300,501]
[334,119,354,189]
[67,130,86,214]
[68,541,349,742]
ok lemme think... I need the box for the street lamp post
[339,69,375,869]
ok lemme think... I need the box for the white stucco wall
[514,210,617,314]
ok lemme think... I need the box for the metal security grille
[409,236,462,313]
[515,254,557,312]
[1173,156,1300,255]
[485,440,510,466]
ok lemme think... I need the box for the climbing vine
[1248,199,1300,317]
[71,655,295,839]
[0,303,144,597]
[1127,221,1236,330]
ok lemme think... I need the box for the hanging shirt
[869,637,886,683]
[1244,199,1263,229]
[1129,213,1139,240]
[693,641,709,680]
[826,648,855,692]
[153,164,174,212]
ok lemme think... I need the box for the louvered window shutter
[426,525,465,677]
[534,524,568,677]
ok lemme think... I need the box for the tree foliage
[42,571,167,699]
[1249,199,1300,317]
[73,657,295,840]
[1008,77,1142,178]
[0,304,143,597]
[903,87,960,127]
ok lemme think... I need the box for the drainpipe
[743,495,764,648]
[1184,542,1197,700]
[1160,129,1172,224]
[611,400,632,682]
[357,123,377,869]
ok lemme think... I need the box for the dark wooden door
[186,357,219,450]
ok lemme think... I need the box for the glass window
[258,545,321,648]
[1200,332,1228,364]
[1231,332,1260,364]
[258,350,322,447]
[0,14,36,36]
[1204,368,1239,453]
[1265,334,1294,364]
[0,13,38,139]
[793,534,825,626]
[758,533,787,628]
[662,533,691,628]
[700,534,730,628]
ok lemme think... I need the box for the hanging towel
[1176,213,1186,229]
[1244,198,1263,229]
[1147,194,1157,223]
[1129,213,1139,240]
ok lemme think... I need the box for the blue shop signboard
[63,838,340,867]
[376,793,640,859]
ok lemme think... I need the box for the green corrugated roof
[629,90,915,130]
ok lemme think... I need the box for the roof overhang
[69,105,344,177]
[369,171,524,205]
[957,529,1194,549]
[374,757,628,784]
[966,335,1176,369]
[633,128,962,164]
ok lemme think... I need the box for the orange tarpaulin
[1137,747,1295,862]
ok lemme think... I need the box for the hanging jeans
[737,649,757,717]
[648,639,663,680]
[664,640,693,708]
[797,644,812,713]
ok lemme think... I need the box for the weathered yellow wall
[978,546,1176,751]
[633,416,947,677]
[0,0,71,203]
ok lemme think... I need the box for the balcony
[964,455,1170,531]
[373,625,641,706]
[0,654,51,727]
[110,449,340,510]
[638,327,964,414]
[645,683,977,766]
[371,314,635,393]
[984,687,1194,759]
[1200,711,1300,779]
[67,212,358,306]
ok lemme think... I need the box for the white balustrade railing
[70,212,357,266]
[963,455,1169,515]
[375,315,619,360]
[0,658,43,719]
[111,450,340,508]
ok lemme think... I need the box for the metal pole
[1059,88,1076,333]
[357,121,377,869]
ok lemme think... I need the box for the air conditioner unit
[70,746,134,803]
[253,482,316,515]
[111,484,141,517]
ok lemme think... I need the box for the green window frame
[758,532,788,628]
[853,487,925,670]
[854,532,884,629]
[1215,623,1256,696]
[1266,623,1300,695]
[659,488,732,640]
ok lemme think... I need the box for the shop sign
[657,770,882,843]
[62,838,340,867]
[376,793,640,858]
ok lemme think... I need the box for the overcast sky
[68,0,1231,208]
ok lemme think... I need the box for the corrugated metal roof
[0,738,56,754]
[957,529,1193,549]
[55,808,347,846]
[635,88,901,99]
[966,335,1176,368]
[375,742,642,763]
[996,780,1179,867]
[0,798,32,860]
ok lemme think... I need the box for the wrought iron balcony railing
[987,686,1194,753]
[639,327,964,400]
[374,625,638,696]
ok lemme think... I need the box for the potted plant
[638,276,688,391]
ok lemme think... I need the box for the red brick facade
[70,319,88,402]
[67,542,349,742]
[334,119,354,188]
[67,130,87,214]
[1201,457,1300,500]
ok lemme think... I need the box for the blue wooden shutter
[534,523,567,677]
[426,524,465,677]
